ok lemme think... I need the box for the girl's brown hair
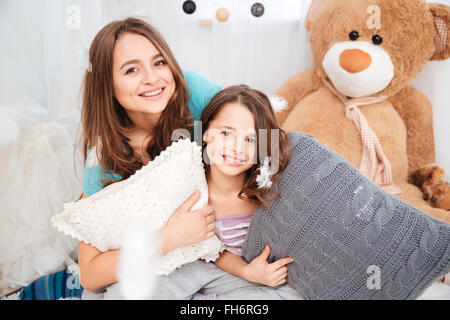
[80,17,192,187]
[200,85,291,208]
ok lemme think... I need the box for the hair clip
[256,157,273,189]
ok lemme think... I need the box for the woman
[20,17,221,299]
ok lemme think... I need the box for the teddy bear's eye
[372,35,383,45]
[349,31,359,41]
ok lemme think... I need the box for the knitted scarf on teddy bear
[322,78,402,195]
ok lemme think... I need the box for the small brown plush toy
[276,0,450,223]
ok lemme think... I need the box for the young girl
[196,85,303,299]
[19,17,221,299]
[94,84,304,300]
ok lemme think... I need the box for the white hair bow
[256,157,273,189]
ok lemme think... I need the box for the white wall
[411,61,450,181]
[104,0,313,93]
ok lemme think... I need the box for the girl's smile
[220,154,246,166]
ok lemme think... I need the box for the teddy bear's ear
[429,3,450,61]
[305,0,327,31]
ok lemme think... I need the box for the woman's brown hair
[200,85,291,208]
[80,17,192,187]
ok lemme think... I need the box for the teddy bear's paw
[408,164,450,210]
[409,164,444,188]
[437,191,450,211]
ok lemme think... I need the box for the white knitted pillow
[51,138,224,275]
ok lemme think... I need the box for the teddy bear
[275,0,450,223]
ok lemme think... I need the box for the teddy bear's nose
[339,49,372,73]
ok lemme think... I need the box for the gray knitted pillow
[242,132,450,300]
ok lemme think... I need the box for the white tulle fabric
[0,113,81,296]
[51,139,224,275]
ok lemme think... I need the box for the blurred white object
[117,221,160,300]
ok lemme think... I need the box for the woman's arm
[78,241,119,292]
[214,245,294,287]
[78,190,216,292]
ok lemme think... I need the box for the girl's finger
[271,257,294,271]
[257,245,271,261]
[274,278,287,287]
[274,266,288,276]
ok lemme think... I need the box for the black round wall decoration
[183,1,196,15]
[251,3,264,17]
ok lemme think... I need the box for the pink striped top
[214,213,254,256]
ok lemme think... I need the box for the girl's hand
[244,245,294,287]
[163,190,216,252]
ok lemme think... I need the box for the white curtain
[99,0,312,93]
[0,0,105,295]
[0,0,449,295]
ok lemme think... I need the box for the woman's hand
[161,190,216,253]
[243,245,294,287]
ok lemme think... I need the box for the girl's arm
[78,190,216,292]
[78,241,119,292]
[213,250,250,280]
[214,245,294,287]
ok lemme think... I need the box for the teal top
[82,70,221,196]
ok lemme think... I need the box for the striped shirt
[214,213,254,256]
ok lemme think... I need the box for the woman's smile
[139,87,165,100]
